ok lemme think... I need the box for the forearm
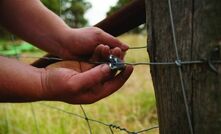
[0,0,69,56]
[0,56,44,102]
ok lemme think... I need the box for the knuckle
[92,27,103,35]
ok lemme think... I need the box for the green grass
[0,34,158,134]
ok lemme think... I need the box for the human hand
[58,27,129,59]
[40,45,133,104]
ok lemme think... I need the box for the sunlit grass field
[0,34,158,134]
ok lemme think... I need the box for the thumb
[71,64,111,88]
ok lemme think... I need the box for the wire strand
[168,0,194,133]
[39,103,158,134]
[1,54,221,66]
[128,45,147,49]
[80,105,93,134]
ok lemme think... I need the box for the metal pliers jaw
[108,55,125,71]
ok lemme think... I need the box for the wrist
[17,68,47,102]
[35,68,47,101]
[41,26,72,58]
[56,28,76,58]
[0,56,47,102]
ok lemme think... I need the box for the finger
[91,45,110,62]
[91,44,104,61]
[101,45,111,60]
[102,65,133,94]
[97,31,129,51]
[111,47,122,59]
[69,64,111,89]
[88,65,133,103]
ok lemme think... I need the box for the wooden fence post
[145,0,221,133]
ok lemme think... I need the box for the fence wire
[167,0,193,133]
[1,0,221,134]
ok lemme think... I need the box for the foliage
[0,41,40,56]
[41,0,91,28]
[106,0,146,34]
[107,0,132,16]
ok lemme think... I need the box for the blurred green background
[0,0,158,134]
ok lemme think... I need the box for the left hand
[43,44,133,104]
